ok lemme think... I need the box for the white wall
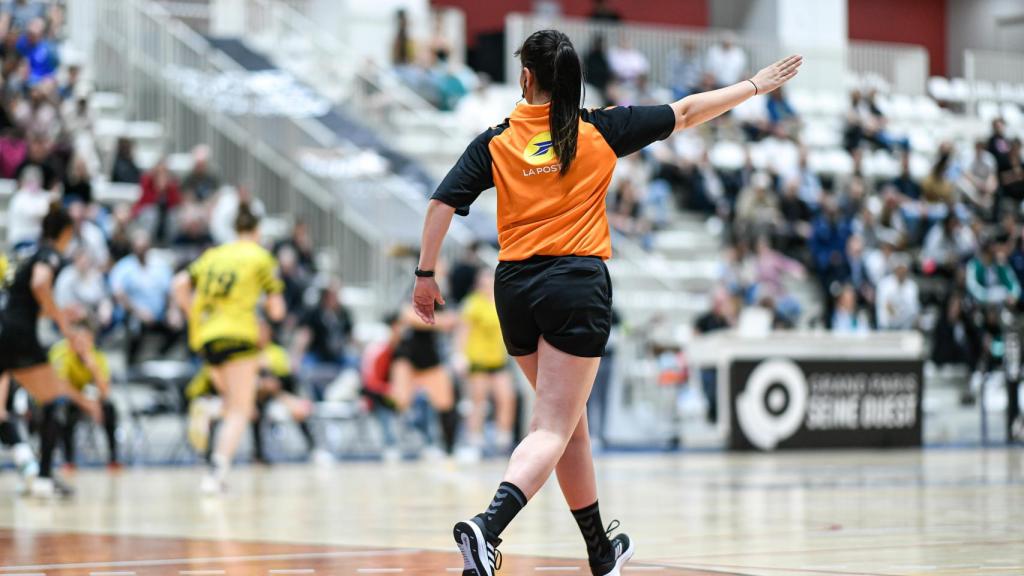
[947,0,1024,76]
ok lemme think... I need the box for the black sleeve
[430,127,499,216]
[582,105,676,158]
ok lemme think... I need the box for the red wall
[432,0,708,46]
[848,0,946,76]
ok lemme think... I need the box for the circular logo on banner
[736,358,808,450]
[523,131,555,165]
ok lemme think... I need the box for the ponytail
[517,30,584,175]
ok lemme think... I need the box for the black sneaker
[454,519,501,576]
[589,521,634,576]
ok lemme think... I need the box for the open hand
[412,277,445,325]
[750,54,803,95]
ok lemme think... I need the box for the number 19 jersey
[187,240,283,351]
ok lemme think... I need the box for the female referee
[0,203,102,498]
[413,29,801,576]
[172,203,286,494]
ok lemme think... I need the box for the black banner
[729,358,923,450]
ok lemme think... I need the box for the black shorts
[494,255,612,358]
[0,318,48,373]
[198,339,260,366]
[393,331,443,371]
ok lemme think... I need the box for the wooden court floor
[0,448,1022,576]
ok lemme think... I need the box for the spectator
[391,9,413,67]
[958,139,999,218]
[109,230,180,365]
[15,18,57,85]
[6,164,48,251]
[0,125,27,178]
[921,214,976,278]
[67,198,109,268]
[58,63,80,101]
[180,144,221,202]
[106,203,134,262]
[583,34,612,105]
[810,198,853,327]
[778,179,812,253]
[62,152,91,205]
[752,235,804,320]
[14,133,59,190]
[841,234,875,324]
[832,284,868,334]
[589,0,622,22]
[133,158,181,242]
[607,35,649,88]
[705,35,747,87]
[110,137,141,183]
[931,291,979,368]
[608,179,651,247]
[735,171,780,235]
[277,246,309,326]
[891,151,921,201]
[987,117,1011,173]
[795,148,823,209]
[966,238,1020,307]
[10,0,46,30]
[666,40,702,100]
[292,278,355,393]
[19,82,60,140]
[170,191,212,249]
[921,142,957,206]
[998,138,1024,203]
[54,248,113,328]
[686,149,727,216]
[273,219,317,278]
[875,255,920,330]
[694,288,735,424]
[766,86,798,133]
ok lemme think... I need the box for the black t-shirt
[16,157,61,190]
[0,244,62,330]
[695,312,729,335]
[63,178,93,204]
[300,305,354,362]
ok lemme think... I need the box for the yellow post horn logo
[523,131,555,165]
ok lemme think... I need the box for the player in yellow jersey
[172,204,286,494]
[455,270,516,461]
[49,318,121,469]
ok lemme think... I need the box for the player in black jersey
[0,203,102,499]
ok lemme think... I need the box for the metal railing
[244,0,463,149]
[965,49,1024,85]
[506,14,929,95]
[91,0,413,309]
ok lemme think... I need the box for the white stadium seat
[928,76,951,101]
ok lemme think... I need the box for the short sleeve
[430,126,501,216]
[582,105,676,158]
[258,252,284,295]
[187,254,207,284]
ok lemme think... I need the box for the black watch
[414,267,435,278]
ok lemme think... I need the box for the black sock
[572,500,612,560]
[251,420,266,462]
[473,481,527,543]
[0,417,20,446]
[298,421,316,452]
[39,402,64,479]
[102,401,119,464]
[439,408,458,454]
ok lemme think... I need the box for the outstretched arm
[671,54,802,132]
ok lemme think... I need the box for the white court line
[356,570,404,573]
[0,550,419,572]
[179,572,227,575]
[624,569,666,572]
[90,572,136,576]
[268,571,315,575]
[534,569,580,572]
[4,573,46,576]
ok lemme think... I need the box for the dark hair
[516,30,583,174]
[234,201,260,233]
[41,202,72,241]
